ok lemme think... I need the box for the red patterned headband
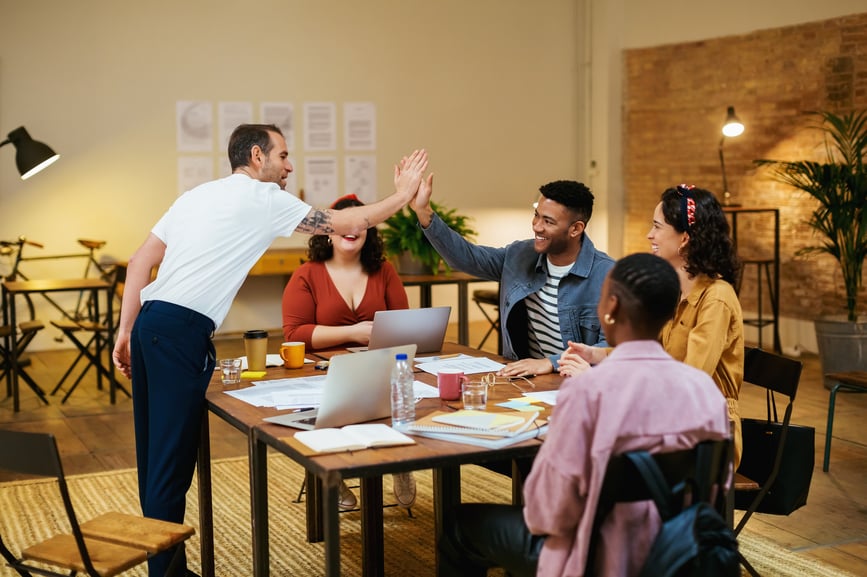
[676,184,696,232]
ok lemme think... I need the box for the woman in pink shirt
[437,253,730,577]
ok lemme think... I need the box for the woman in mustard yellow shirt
[562,185,744,466]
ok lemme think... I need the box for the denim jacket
[422,213,614,367]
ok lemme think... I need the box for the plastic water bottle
[390,353,415,431]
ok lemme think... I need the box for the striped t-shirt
[526,259,573,360]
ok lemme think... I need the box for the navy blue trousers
[131,300,215,577]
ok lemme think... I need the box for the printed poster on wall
[218,101,253,151]
[345,155,377,203]
[176,101,213,152]
[261,102,295,151]
[303,156,338,207]
[303,102,336,151]
[343,102,376,150]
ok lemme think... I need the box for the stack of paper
[407,410,548,449]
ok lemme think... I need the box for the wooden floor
[2,322,866,574]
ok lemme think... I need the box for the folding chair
[50,264,129,403]
[0,320,49,405]
[586,439,732,575]
[471,288,501,353]
[0,428,194,577]
[733,346,806,577]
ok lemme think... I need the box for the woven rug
[0,454,856,577]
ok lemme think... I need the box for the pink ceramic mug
[437,369,468,401]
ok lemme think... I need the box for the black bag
[735,418,815,514]
[628,452,740,577]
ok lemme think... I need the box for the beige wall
[2,0,864,349]
[0,0,586,346]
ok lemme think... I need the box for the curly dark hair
[307,197,385,273]
[539,180,594,224]
[609,253,681,333]
[660,186,739,285]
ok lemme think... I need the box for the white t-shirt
[141,173,310,328]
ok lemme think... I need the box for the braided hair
[609,253,681,334]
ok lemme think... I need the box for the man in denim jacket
[411,178,614,377]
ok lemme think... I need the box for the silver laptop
[262,344,417,430]
[348,306,451,354]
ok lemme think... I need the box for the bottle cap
[395,353,408,360]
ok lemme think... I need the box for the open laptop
[347,306,451,354]
[262,344,417,430]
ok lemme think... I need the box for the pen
[435,353,461,360]
[293,407,315,413]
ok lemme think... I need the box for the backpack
[628,451,740,577]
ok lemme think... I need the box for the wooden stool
[823,371,867,472]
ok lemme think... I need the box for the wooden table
[196,343,560,577]
[1,278,116,412]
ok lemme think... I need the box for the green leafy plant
[755,110,867,321]
[380,201,476,274]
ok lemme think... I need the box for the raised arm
[295,149,428,236]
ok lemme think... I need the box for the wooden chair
[0,320,48,405]
[586,439,732,575]
[734,346,804,577]
[0,429,194,577]
[823,370,867,472]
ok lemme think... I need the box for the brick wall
[623,12,867,320]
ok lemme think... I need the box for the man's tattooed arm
[296,209,335,235]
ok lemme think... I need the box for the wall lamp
[718,106,744,206]
[0,126,60,180]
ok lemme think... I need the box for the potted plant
[755,109,867,383]
[380,201,476,275]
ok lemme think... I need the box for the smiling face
[258,131,293,189]
[531,196,584,263]
[329,228,369,258]
[647,202,688,266]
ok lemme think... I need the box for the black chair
[50,264,129,403]
[0,428,194,577]
[0,320,49,405]
[586,439,732,575]
[472,288,501,353]
[734,346,806,577]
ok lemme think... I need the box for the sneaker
[339,480,357,510]
[392,472,416,508]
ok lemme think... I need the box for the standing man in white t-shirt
[112,124,427,577]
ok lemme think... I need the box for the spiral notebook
[408,410,542,438]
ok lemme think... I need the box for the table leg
[360,475,385,576]
[197,412,215,577]
[419,285,432,309]
[322,476,341,577]
[306,471,324,542]
[457,282,469,346]
[433,465,461,575]
[251,431,270,577]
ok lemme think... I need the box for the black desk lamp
[718,106,744,206]
[0,126,60,180]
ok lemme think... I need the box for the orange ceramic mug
[280,341,305,369]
